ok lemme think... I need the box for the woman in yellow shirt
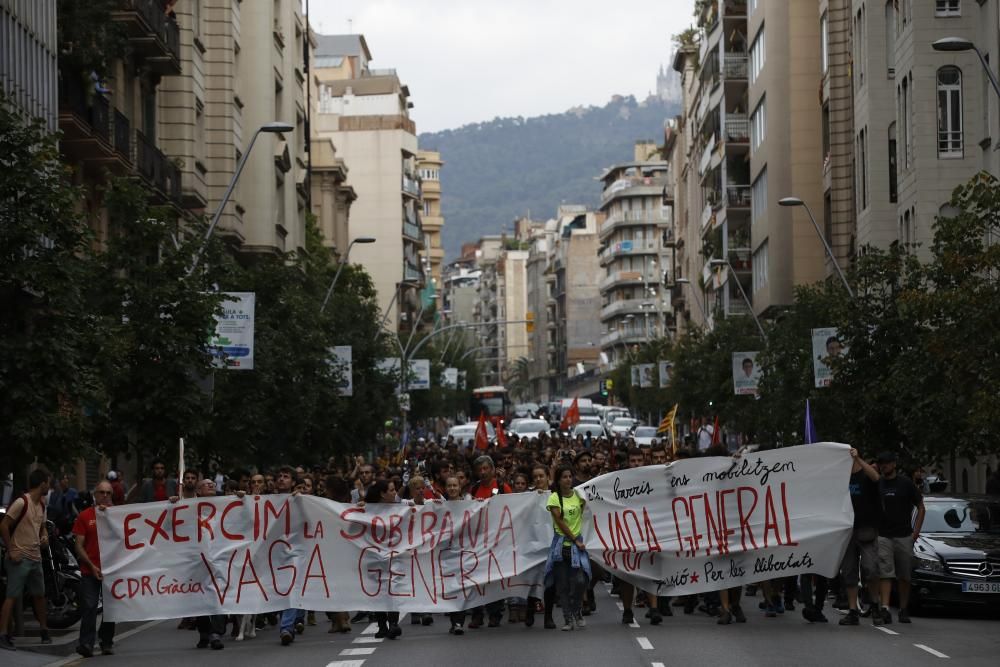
[545,465,589,631]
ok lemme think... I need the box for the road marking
[326,661,366,667]
[875,626,899,636]
[636,637,654,650]
[616,602,625,611]
[340,647,377,656]
[352,636,384,643]
[44,620,164,667]
[652,663,666,667]
[361,622,378,635]
[914,644,950,659]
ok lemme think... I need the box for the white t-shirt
[697,425,715,451]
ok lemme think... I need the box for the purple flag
[804,399,818,444]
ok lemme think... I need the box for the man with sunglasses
[73,481,116,658]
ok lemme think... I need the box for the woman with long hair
[361,480,403,639]
[544,465,590,631]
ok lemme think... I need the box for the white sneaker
[561,621,574,631]
[575,616,586,629]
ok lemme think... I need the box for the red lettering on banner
[124,513,145,549]
[436,511,454,549]
[268,539,296,596]
[111,579,126,600]
[459,550,484,598]
[235,550,268,604]
[359,545,382,597]
[371,516,387,544]
[702,493,724,556]
[202,551,237,605]
[220,501,245,541]
[718,488,736,554]
[493,505,516,549]
[339,507,366,540]
[437,550,456,600]
[171,504,190,543]
[301,544,330,597]
[762,485,782,547]
[263,498,291,540]
[781,482,798,545]
[144,510,169,546]
[736,486,759,551]
[304,521,324,539]
[387,550,408,597]
[420,510,438,550]
[407,507,417,546]
[486,549,508,586]
[197,502,216,541]
[411,546,437,603]
[460,509,487,549]
[387,513,403,548]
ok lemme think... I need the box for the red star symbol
[690,572,699,583]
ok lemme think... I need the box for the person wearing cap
[106,471,126,506]
[875,450,924,625]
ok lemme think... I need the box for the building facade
[417,150,445,298]
[2,0,57,131]
[313,34,424,330]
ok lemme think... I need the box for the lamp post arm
[973,45,1000,101]
[320,240,356,314]
[188,127,263,276]
[800,201,855,298]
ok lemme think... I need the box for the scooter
[42,519,84,630]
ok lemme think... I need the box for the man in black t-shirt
[875,451,924,625]
[838,448,881,626]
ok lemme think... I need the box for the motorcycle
[43,519,84,630]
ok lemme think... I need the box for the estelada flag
[657,404,678,435]
[474,411,490,450]
[559,397,580,431]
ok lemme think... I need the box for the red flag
[710,415,721,446]
[559,397,580,431]
[474,411,490,450]
[496,420,508,447]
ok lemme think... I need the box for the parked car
[609,417,639,437]
[447,421,496,447]
[909,495,1000,612]
[572,422,604,438]
[509,418,550,441]
[630,426,660,447]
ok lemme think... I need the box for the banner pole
[178,437,185,484]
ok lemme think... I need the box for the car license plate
[961,581,1000,593]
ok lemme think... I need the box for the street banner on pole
[409,359,431,390]
[658,361,672,388]
[330,346,353,396]
[442,367,458,388]
[576,442,854,597]
[209,292,255,370]
[638,363,655,388]
[732,351,761,395]
[630,366,640,387]
[811,328,846,388]
[97,494,550,620]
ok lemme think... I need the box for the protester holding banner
[545,465,590,631]
[73,481,116,658]
[363,480,404,640]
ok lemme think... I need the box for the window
[935,1,961,17]
[853,5,867,90]
[750,28,765,84]
[857,126,869,210]
[937,66,963,157]
[750,97,766,151]
[751,168,768,227]
[884,1,895,75]
[820,12,828,73]
[752,241,769,293]
[899,74,912,169]
[888,122,898,202]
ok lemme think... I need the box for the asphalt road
[17,584,999,667]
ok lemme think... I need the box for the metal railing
[402,220,422,241]
[726,184,752,207]
[113,109,131,157]
[724,114,749,142]
[119,0,180,61]
[402,176,421,196]
[90,94,110,143]
[724,53,748,79]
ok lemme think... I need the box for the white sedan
[447,422,496,446]
[631,426,661,447]
[609,417,639,437]
[510,418,550,441]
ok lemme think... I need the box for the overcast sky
[309,0,696,133]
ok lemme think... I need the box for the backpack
[4,494,34,545]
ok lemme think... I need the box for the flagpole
[178,437,185,483]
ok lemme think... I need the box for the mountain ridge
[418,94,680,259]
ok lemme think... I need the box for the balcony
[111,0,181,75]
[728,248,752,273]
[723,54,748,80]
[135,130,181,205]
[599,270,646,292]
[402,175,421,198]
[402,219,422,243]
[726,184,751,209]
[598,239,659,265]
[600,328,650,348]
[58,78,132,172]
[601,175,669,206]
[403,260,423,283]
[600,298,653,321]
[600,211,672,239]
[724,114,748,143]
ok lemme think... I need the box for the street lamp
[320,236,376,313]
[778,197,855,298]
[188,122,294,276]
[676,277,712,330]
[709,259,767,340]
[932,37,1000,100]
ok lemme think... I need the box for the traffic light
[600,379,611,397]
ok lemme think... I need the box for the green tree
[0,98,100,475]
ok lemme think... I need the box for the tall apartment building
[597,143,673,369]
[497,248,529,384]
[417,150,445,296]
[525,220,556,400]
[472,236,503,384]
[2,0,57,131]
[313,34,424,330]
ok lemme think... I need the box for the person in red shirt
[464,456,511,629]
[73,481,116,658]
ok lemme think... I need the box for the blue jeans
[78,575,115,649]
[280,608,304,635]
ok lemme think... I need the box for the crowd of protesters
[3,418,987,657]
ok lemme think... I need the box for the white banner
[97,494,550,621]
[630,366,640,387]
[638,363,655,388]
[811,328,846,388]
[732,351,761,395]
[576,442,854,597]
[658,361,672,388]
[210,292,255,370]
[330,346,353,396]
[442,367,458,388]
[409,359,431,390]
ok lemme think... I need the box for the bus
[469,386,510,429]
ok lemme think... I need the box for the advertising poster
[330,346,353,396]
[209,292,255,370]
[658,361,672,388]
[732,351,761,395]
[811,328,846,388]
[638,363,655,388]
